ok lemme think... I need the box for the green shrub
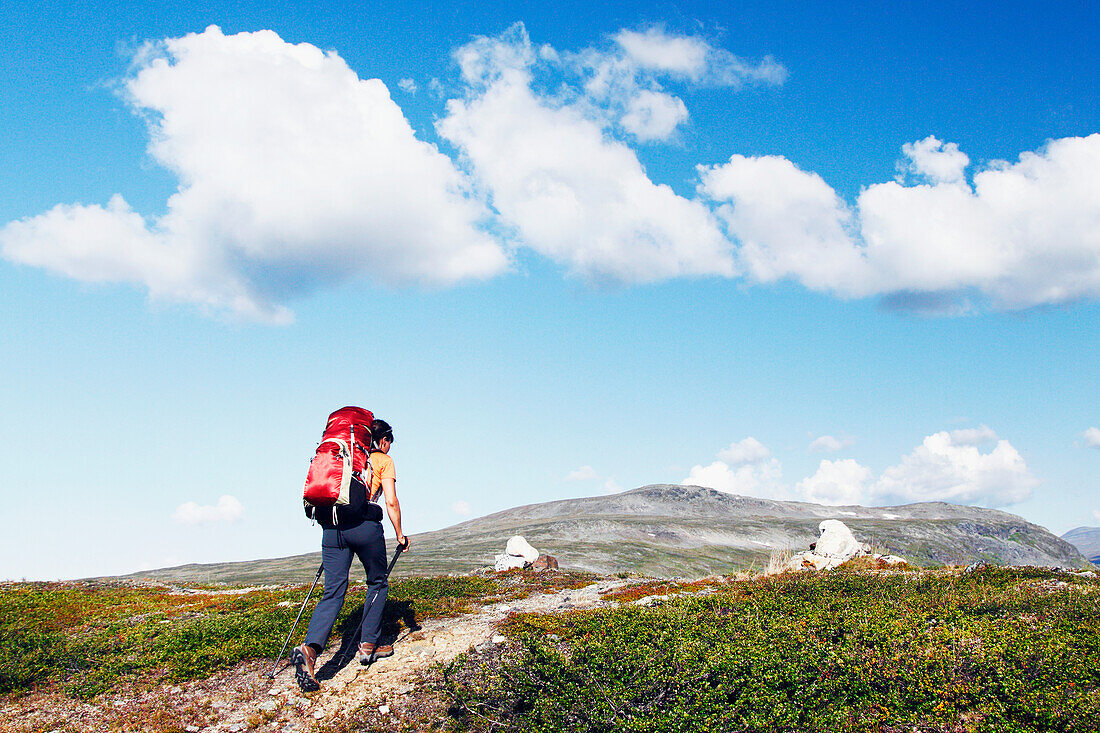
[444,570,1100,732]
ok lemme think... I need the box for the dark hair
[371,419,393,448]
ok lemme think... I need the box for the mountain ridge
[1062,526,1100,564]
[125,485,1088,584]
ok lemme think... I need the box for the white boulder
[506,535,540,563]
[494,554,526,572]
[814,519,867,560]
[784,519,873,572]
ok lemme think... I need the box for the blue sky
[2,1,1098,579]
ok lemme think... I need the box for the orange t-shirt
[368,452,395,500]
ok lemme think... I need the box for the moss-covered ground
[442,567,1100,733]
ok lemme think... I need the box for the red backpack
[303,406,374,520]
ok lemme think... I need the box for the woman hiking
[291,418,409,688]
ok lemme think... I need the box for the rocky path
[259,577,632,732]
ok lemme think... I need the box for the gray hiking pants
[303,520,388,650]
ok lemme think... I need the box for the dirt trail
[263,578,630,731]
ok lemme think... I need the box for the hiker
[292,418,409,685]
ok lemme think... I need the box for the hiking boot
[290,644,319,691]
[357,642,394,664]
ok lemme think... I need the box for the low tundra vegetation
[443,567,1100,733]
[0,570,592,701]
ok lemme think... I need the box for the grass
[0,570,591,701]
[442,567,1100,733]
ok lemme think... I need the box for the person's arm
[381,477,408,550]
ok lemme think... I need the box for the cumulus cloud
[1,26,506,320]
[872,431,1038,506]
[809,434,852,453]
[452,500,471,516]
[565,465,599,481]
[172,495,244,525]
[684,459,784,499]
[701,134,1100,310]
[700,154,864,291]
[948,425,998,446]
[796,459,873,506]
[687,427,1036,508]
[718,437,771,464]
[1093,510,1100,522]
[613,27,786,86]
[6,25,1097,319]
[603,477,623,494]
[684,437,784,498]
[901,136,969,184]
[439,24,736,282]
[1083,427,1100,448]
[620,90,688,142]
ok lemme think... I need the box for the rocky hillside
[1063,526,1100,563]
[126,485,1089,584]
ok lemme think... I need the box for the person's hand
[397,535,411,551]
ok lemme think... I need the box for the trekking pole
[267,563,325,679]
[362,536,410,621]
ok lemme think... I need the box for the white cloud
[685,427,1035,508]
[613,27,786,87]
[700,154,865,292]
[172,495,244,525]
[901,136,969,184]
[717,436,771,465]
[1093,510,1100,522]
[1083,427,1100,448]
[948,425,998,446]
[439,24,735,283]
[614,28,709,78]
[684,437,783,498]
[701,134,1100,311]
[872,431,1038,506]
[683,458,784,499]
[603,477,623,494]
[809,434,852,453]
[620,90,688,142]
[452,500,471,516]
[7,25,1096,319]
[796,459,873,506]
[0,27,506,320]
[565,465,598,481]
